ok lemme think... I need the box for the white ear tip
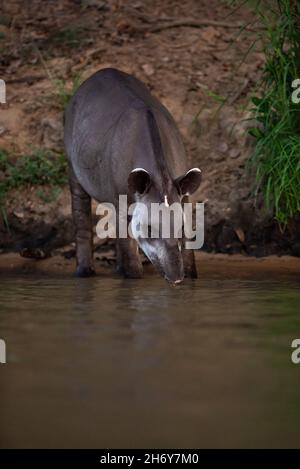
[187,167,201,173]
[131,168,150,174]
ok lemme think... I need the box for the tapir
[64,68,202,284]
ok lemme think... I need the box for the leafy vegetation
[0,148,67,206]
[52,75,82,108]
[244,0,300,224]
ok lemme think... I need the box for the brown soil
[0,0,299,261]
[1,251,299,281]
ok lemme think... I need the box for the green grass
[46,26,84,49]
[243,0,300,224]
[52,75,82,108]
[0,148,67,207]
[36,186,63,204]
[34,44,82,109]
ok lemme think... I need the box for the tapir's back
[64,68,187,203]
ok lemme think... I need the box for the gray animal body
[64,68,201,283]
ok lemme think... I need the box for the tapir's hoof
[75,266,96,277]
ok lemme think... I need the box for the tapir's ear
[175,168,202,196]
[128,168,151,195]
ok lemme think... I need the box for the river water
[0,274,300,448]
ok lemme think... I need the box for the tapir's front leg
[182,245,198,279]
[69,165,95,277]
[116,238,143,278]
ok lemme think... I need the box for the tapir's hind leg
[116,238,143,278]
[182,245,198,278]
[69,164,95,277]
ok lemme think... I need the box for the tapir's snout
[162,256,184,286]
[165,275,184,286]
[138,237,184,285]
[163,245,184,285]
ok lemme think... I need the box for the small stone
[218,142,228,153]
[199,26,220,44]
[13,210,25,219]
[229,148,241,159]
[142,64,155,76]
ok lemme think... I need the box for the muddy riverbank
[1,197,300,259]
[1,251,299,280]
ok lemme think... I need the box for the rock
[142,64,155,77]
[199,26,220,44]
[229,148,240,159]
[13,210,25,219]
[217,142,228,153]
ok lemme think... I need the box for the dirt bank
[0,251,299,281]
[0,0,299,258]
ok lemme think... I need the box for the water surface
[0,275,300,448]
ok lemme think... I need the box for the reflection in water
[0,276,300,448]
